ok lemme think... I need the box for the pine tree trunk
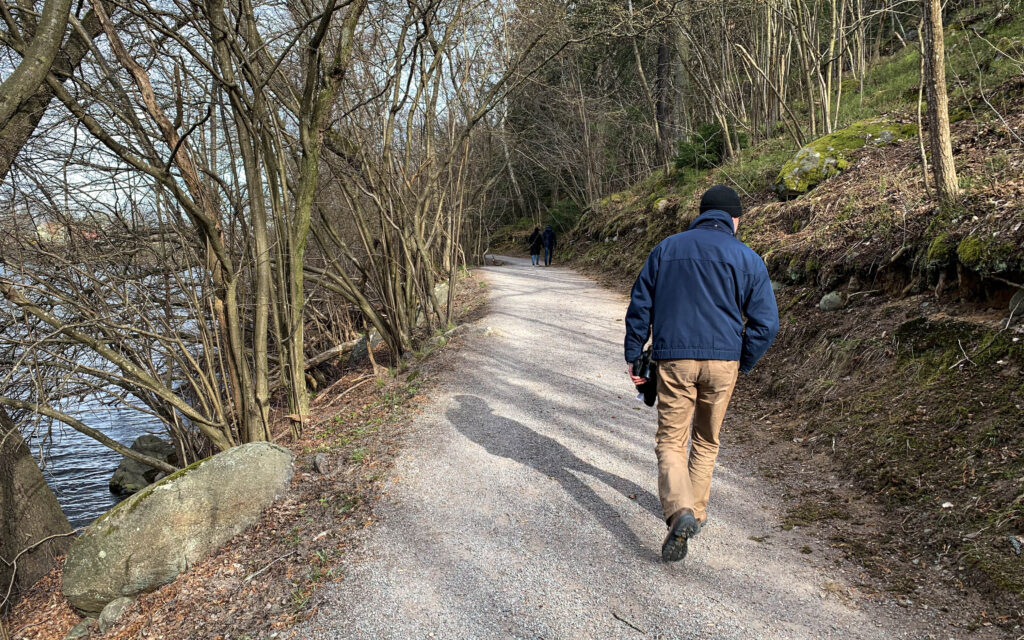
[922,0,960,202]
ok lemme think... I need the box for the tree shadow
[447,394,662,560]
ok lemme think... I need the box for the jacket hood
[688,209,735,235]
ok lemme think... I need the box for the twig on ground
[243,551,296,583]
[1,530,79,609]
[611,610,647,634]
[319,376,375,412]
[948,339,976,370]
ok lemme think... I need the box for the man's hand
[628,364,647,386]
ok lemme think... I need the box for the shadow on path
[447,394,662,560]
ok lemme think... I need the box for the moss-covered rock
[926,232,955,265]
[773,119,918,199]
[62,442,294,615]
[956,235,1021,274]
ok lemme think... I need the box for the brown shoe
[662,509,699,562]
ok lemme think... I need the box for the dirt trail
[296,256,988,639]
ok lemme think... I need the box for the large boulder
[774,119,917,199]
[348,329,383,365]
[109,434,178,495]
[63,442,294,615]
[414,281,452,329]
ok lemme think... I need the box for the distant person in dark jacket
[541,225,556,266]
[624,184,779,563]
[527,227,542,266]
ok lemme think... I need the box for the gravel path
[297,256,977,640]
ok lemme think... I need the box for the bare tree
[921,0,960,202]
[0,0,372,452]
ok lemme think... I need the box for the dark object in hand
[632,348,657,407]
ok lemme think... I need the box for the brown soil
[730,287,1023,632]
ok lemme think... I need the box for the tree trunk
[655,23,674,168]
[0,408,72,610]
[0,0,73,132]
[0,3,106,182]
[922,0,960,202]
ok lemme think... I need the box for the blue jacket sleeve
[624,245,660,362]
[739,258,779,373]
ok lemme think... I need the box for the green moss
[774,119,918,198]
[643,189,668,211]
[956,235,1021,273]
[926,233,955,264]
[786,254,804,283]
[92,456,209,528]
[957,236,987,266]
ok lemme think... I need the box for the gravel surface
[297,256,984,640]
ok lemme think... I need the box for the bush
[673,123,748,171]
[545,198,583,233]
[673,123,723,170]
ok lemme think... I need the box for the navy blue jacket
[542,227,556,249]
[624,209,779,373]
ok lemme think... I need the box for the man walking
[541,225,556,266]
[624,185,779,562]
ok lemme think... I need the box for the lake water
[2,266,186,528]
[23,401,164,529]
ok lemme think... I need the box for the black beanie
[699,185,742,217]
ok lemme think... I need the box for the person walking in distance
[624,185,779,562]
[541,225,557,266]
[527,226,543,266]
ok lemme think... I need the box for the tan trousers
[655,359,739,523]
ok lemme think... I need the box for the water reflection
[22,399,164,529]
